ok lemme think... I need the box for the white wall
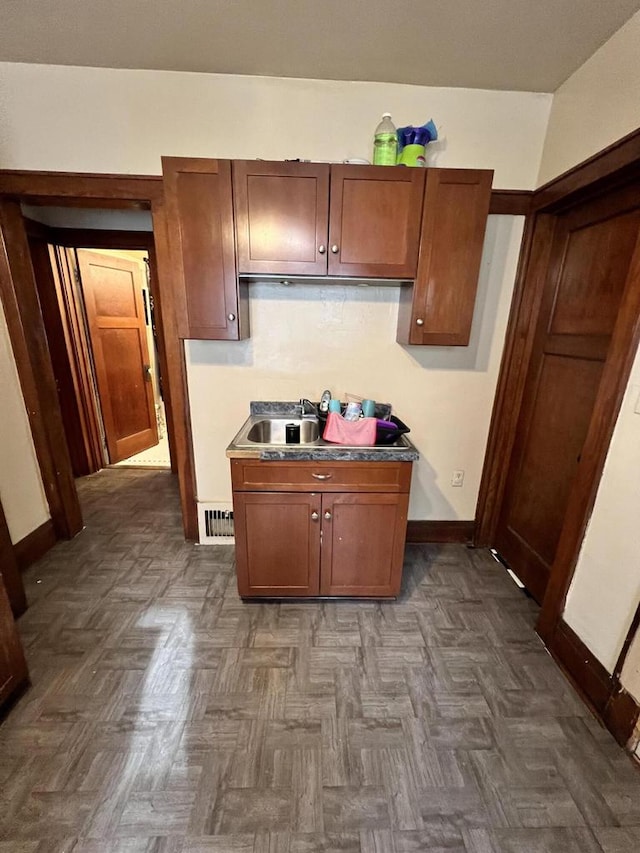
[0,62,551,527]
[538,10,640,185]
[0,64,551,188]
[0,299,50,542]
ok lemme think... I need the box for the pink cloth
[322,412,377,446]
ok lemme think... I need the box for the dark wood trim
[533,126,640,212]
[489,190,532,216]
[0,499,27,617]
[474,213,556,546]
[146,245,177,474]
[47,228,154,250]
[0,171,196,540]
[406,520,474,544]
[537,220,640,642]
[0,169,162,206]
[13,518,57,571]
[0,200,83,539]
[604,687,640,748]
[150,199,198,538]
[548,619,612,716]
[548,619,640,749]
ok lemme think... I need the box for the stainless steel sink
[246,418,320,445]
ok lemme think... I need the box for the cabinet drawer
[231,459,412,493]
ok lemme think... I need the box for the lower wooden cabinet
[231,460,412,598]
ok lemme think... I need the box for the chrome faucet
[297,398,318,419]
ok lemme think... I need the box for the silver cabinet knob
[318,245,326,254]
[227,313,236,322]
[324,511,332,520]
[331,245,339,254]
[312,472,332,480]
[311,511,319,521]
[416,318,424,326]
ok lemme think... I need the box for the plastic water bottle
[373,113,398,166]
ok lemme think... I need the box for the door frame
[0,171,198,540]
[475,127,640,645]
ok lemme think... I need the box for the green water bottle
[373,113,398,166]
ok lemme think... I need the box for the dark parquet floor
[1,468,639,852]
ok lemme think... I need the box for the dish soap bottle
[373,113,398,166]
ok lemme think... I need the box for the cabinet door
[234,492,321,597]
[319,492,409,597]
[397,168,493,346]
[233,161,330,275]
[162,157,246,340]
[327,165,425,278]
[0,576,29,709]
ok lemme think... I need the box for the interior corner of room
[1,4,640,758]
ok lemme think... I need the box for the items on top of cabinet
[396,119,438,167]
[373,113,398,166]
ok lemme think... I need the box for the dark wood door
[397,169,493,345]
[234,492,321,597]
[0,574,29,708]
[319,492,409,597]
[233,161,330,276]
[162,157,245,339]
[78,250,158,464]
[327,165,425,278]
[495,188,640,603]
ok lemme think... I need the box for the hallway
[1,469,639,851]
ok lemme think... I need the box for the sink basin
[246,418,320,445]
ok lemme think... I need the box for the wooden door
[327,165,425,278]
[234,492,321,597]
[78,250,158,464]
[162,157,246,340]
[397,169,493,345]
[319,492,409,597]
[0,574,29,708]
[233,161,330,276]
[494,187,640,604]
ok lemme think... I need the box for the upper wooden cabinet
[397,168,493,346]
[233,161,425,279]
[233,161,330,276]
[162,157,247,340]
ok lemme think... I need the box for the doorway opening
[24,206,175,479]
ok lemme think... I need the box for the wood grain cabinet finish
[0,575,29,709]
[233,161,425,279]
[231,460,411,598]
[233,161,330,276]
[327,165,425,279]
[397,168,493,346]
[162,157,247,340]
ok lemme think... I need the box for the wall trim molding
[406,520,474,544]
[533,126,640,212]
[548,619,640,749]
[489,190,532,216]
[14,518,57,571]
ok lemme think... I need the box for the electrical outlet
[451,470,465,487]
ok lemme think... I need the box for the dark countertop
[226,402,419,462]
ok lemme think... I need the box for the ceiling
[1,0,639,93]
